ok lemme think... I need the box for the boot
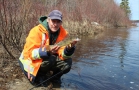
[33,74,50,87]
[50,73,62,84]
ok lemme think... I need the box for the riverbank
[63,21,105,35]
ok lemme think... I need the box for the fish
[55,37,80,47]
[46,37,81,51]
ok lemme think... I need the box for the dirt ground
[0,53,70,90]
[0,56,23,90]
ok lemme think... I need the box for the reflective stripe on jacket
[19,24,69,82]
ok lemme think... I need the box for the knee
[62,65,71,74]
[62,58,72,74]
[65,58,72,66]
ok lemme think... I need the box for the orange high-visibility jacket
[19,16,71,82]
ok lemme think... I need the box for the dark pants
[37,55,72,78]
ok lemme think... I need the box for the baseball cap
[48,10,62,21]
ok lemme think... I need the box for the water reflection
[119,40,127,68]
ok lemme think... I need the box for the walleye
[45,37,80,51]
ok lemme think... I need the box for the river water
[61,23,139,90]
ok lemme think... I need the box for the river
[62,23,139,90]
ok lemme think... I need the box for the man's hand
[66,39,79,50]
[49,45,60,54]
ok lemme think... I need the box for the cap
[48,10,62,21]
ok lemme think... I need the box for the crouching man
[18,10,78,86]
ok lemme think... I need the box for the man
[19,10,78,86]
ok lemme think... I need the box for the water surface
[62,24,139,90]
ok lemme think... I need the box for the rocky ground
[0,56,23,90]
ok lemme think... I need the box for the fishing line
[29,66,69,90]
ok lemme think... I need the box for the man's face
[48,19,62,33]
